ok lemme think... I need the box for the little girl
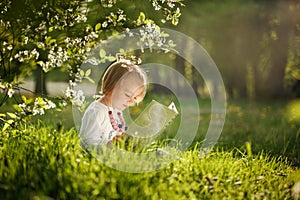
[79,59,147,151]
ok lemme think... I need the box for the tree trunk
[35,66,47,95]
[264,2,293,98]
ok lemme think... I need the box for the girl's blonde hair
[100,60,147,102]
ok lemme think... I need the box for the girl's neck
[100,96,112,108]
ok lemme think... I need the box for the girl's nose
[128,96,136,105]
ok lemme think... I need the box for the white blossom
[64,37,71,43]
[152,1,161,10]
[14,49,40,63]
[33,107,45,116]
[62,101,68,107]
[47,47,69,67]
[102,21,108,28]
[65,84,85,107]
[73,90,85,106]
[65,86,74,98]
[31,98,56,115]
[7,45,13,51]
[24,37,29,44]
[7,88,14,97]
[137,22,174,53]
[46,100,56,109]
[167,0,176,8]
[125,28,134,37]
[18,103,26,109]
[75,13,87,23]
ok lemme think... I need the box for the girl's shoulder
[85,100,108,113]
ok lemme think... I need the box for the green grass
[0,99,300,199]
[218,100,300,165]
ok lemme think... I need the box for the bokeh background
[34,0,300,101]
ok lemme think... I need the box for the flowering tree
[0,0,184,130]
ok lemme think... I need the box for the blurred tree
[174,0,300,99]
[259,0,299,98]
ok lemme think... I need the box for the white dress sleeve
[79,101,111,147]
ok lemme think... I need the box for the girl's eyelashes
[125,93,138,103]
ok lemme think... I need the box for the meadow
[0,98,300,199]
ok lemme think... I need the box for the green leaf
[7,112,17,119]
[21,95,33,105]
[144,19,154,24]
[49,26,54,32]
[2,123,10,131]
[37,97,44,105]
[13,104,23,112]
[7,119,13,124]
[85,69,91,77]
[161,32,169,38]
[80,70,85,77]
[21,95,27,103]
[137,12,146,25]
[45,36,56,45]
[49,39,56,45]
[172,18,179,26]
[85,77,95,84]
[66,49,73,56]
[119,48,125,54]
[107,56,116,62]
[99,49,106,58]
[95,23,101,31]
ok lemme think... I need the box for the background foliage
[170,0,300,99]
[0,0,183,128]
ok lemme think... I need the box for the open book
[125,100,178,140]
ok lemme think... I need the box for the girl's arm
[80,105,110,147]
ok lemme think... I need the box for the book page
[126,100,178,139]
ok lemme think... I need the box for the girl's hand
[111,132,125,143]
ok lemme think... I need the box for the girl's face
[110,74,145,110]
